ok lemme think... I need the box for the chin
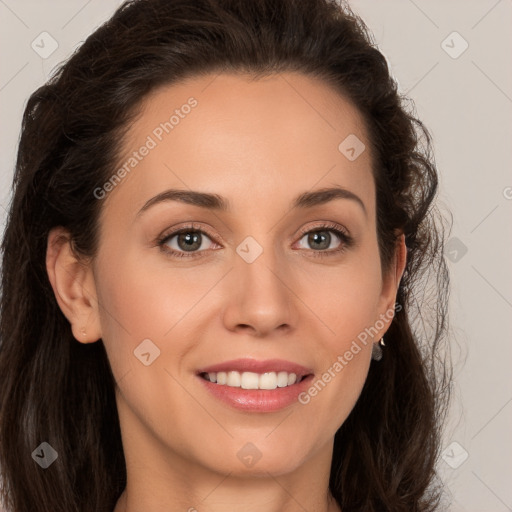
[193,440,311,478]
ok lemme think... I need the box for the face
[62,72,402,479]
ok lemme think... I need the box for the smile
[200,370,309,390]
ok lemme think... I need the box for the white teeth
[227,371,241,387]
[277,371,289,387]
[259,372,278,390]
[240,372,260,389]
[203,370,301,389]
[287,373,297,385]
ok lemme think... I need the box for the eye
[295,222,353,258]
[156,221,353,260]
[157,224,218,259]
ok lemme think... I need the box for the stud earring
[371,337,385,361]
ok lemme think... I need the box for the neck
[114,487,341,512]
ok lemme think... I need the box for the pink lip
[196,358,315,413]
[196,358,313,377]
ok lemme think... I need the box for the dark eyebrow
[137,186,366,217]
[137,189,229,216]
[293,187,366,216]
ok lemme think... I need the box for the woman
[0,0,452,510]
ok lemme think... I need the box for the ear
[46,227,102,343]
[377,233,407,331]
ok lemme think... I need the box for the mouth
[195,359,314,411]
[199,370,310,390]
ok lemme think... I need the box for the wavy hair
[0,0,452,510]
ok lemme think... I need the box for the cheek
[294,249,382,428]
[90,233,384,474]
[302,252,383,348]
[95,232,383,376]
[94,251,224,375]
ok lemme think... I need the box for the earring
[371,337,385,361]
[80,328,87,337]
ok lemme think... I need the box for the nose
[221,240,299,337]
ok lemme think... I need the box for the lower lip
[197,374,314,412]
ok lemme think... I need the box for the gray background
[1,1,511,510]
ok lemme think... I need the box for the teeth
[260,372,278,390]
[277,371,288,387]
[227,371,241,387]
[240,372,259,389]
[203,371,301,389]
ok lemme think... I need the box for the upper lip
[197,358,313,378]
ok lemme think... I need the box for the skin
[46,71,406,512]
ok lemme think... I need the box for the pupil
[309,231,329,250]
[179,232,201,251]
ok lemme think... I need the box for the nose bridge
[235,232,288,297]
[224,231,296,334]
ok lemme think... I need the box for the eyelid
[157,222,220,245]
[156,220,353,259]
[293,221,353,257]
[295,220,351,239]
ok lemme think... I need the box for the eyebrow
[137,186,367,217]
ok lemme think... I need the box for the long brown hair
[0,0,452,510]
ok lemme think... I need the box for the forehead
[103,71,375,219]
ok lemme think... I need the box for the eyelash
[156,221,354,260]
